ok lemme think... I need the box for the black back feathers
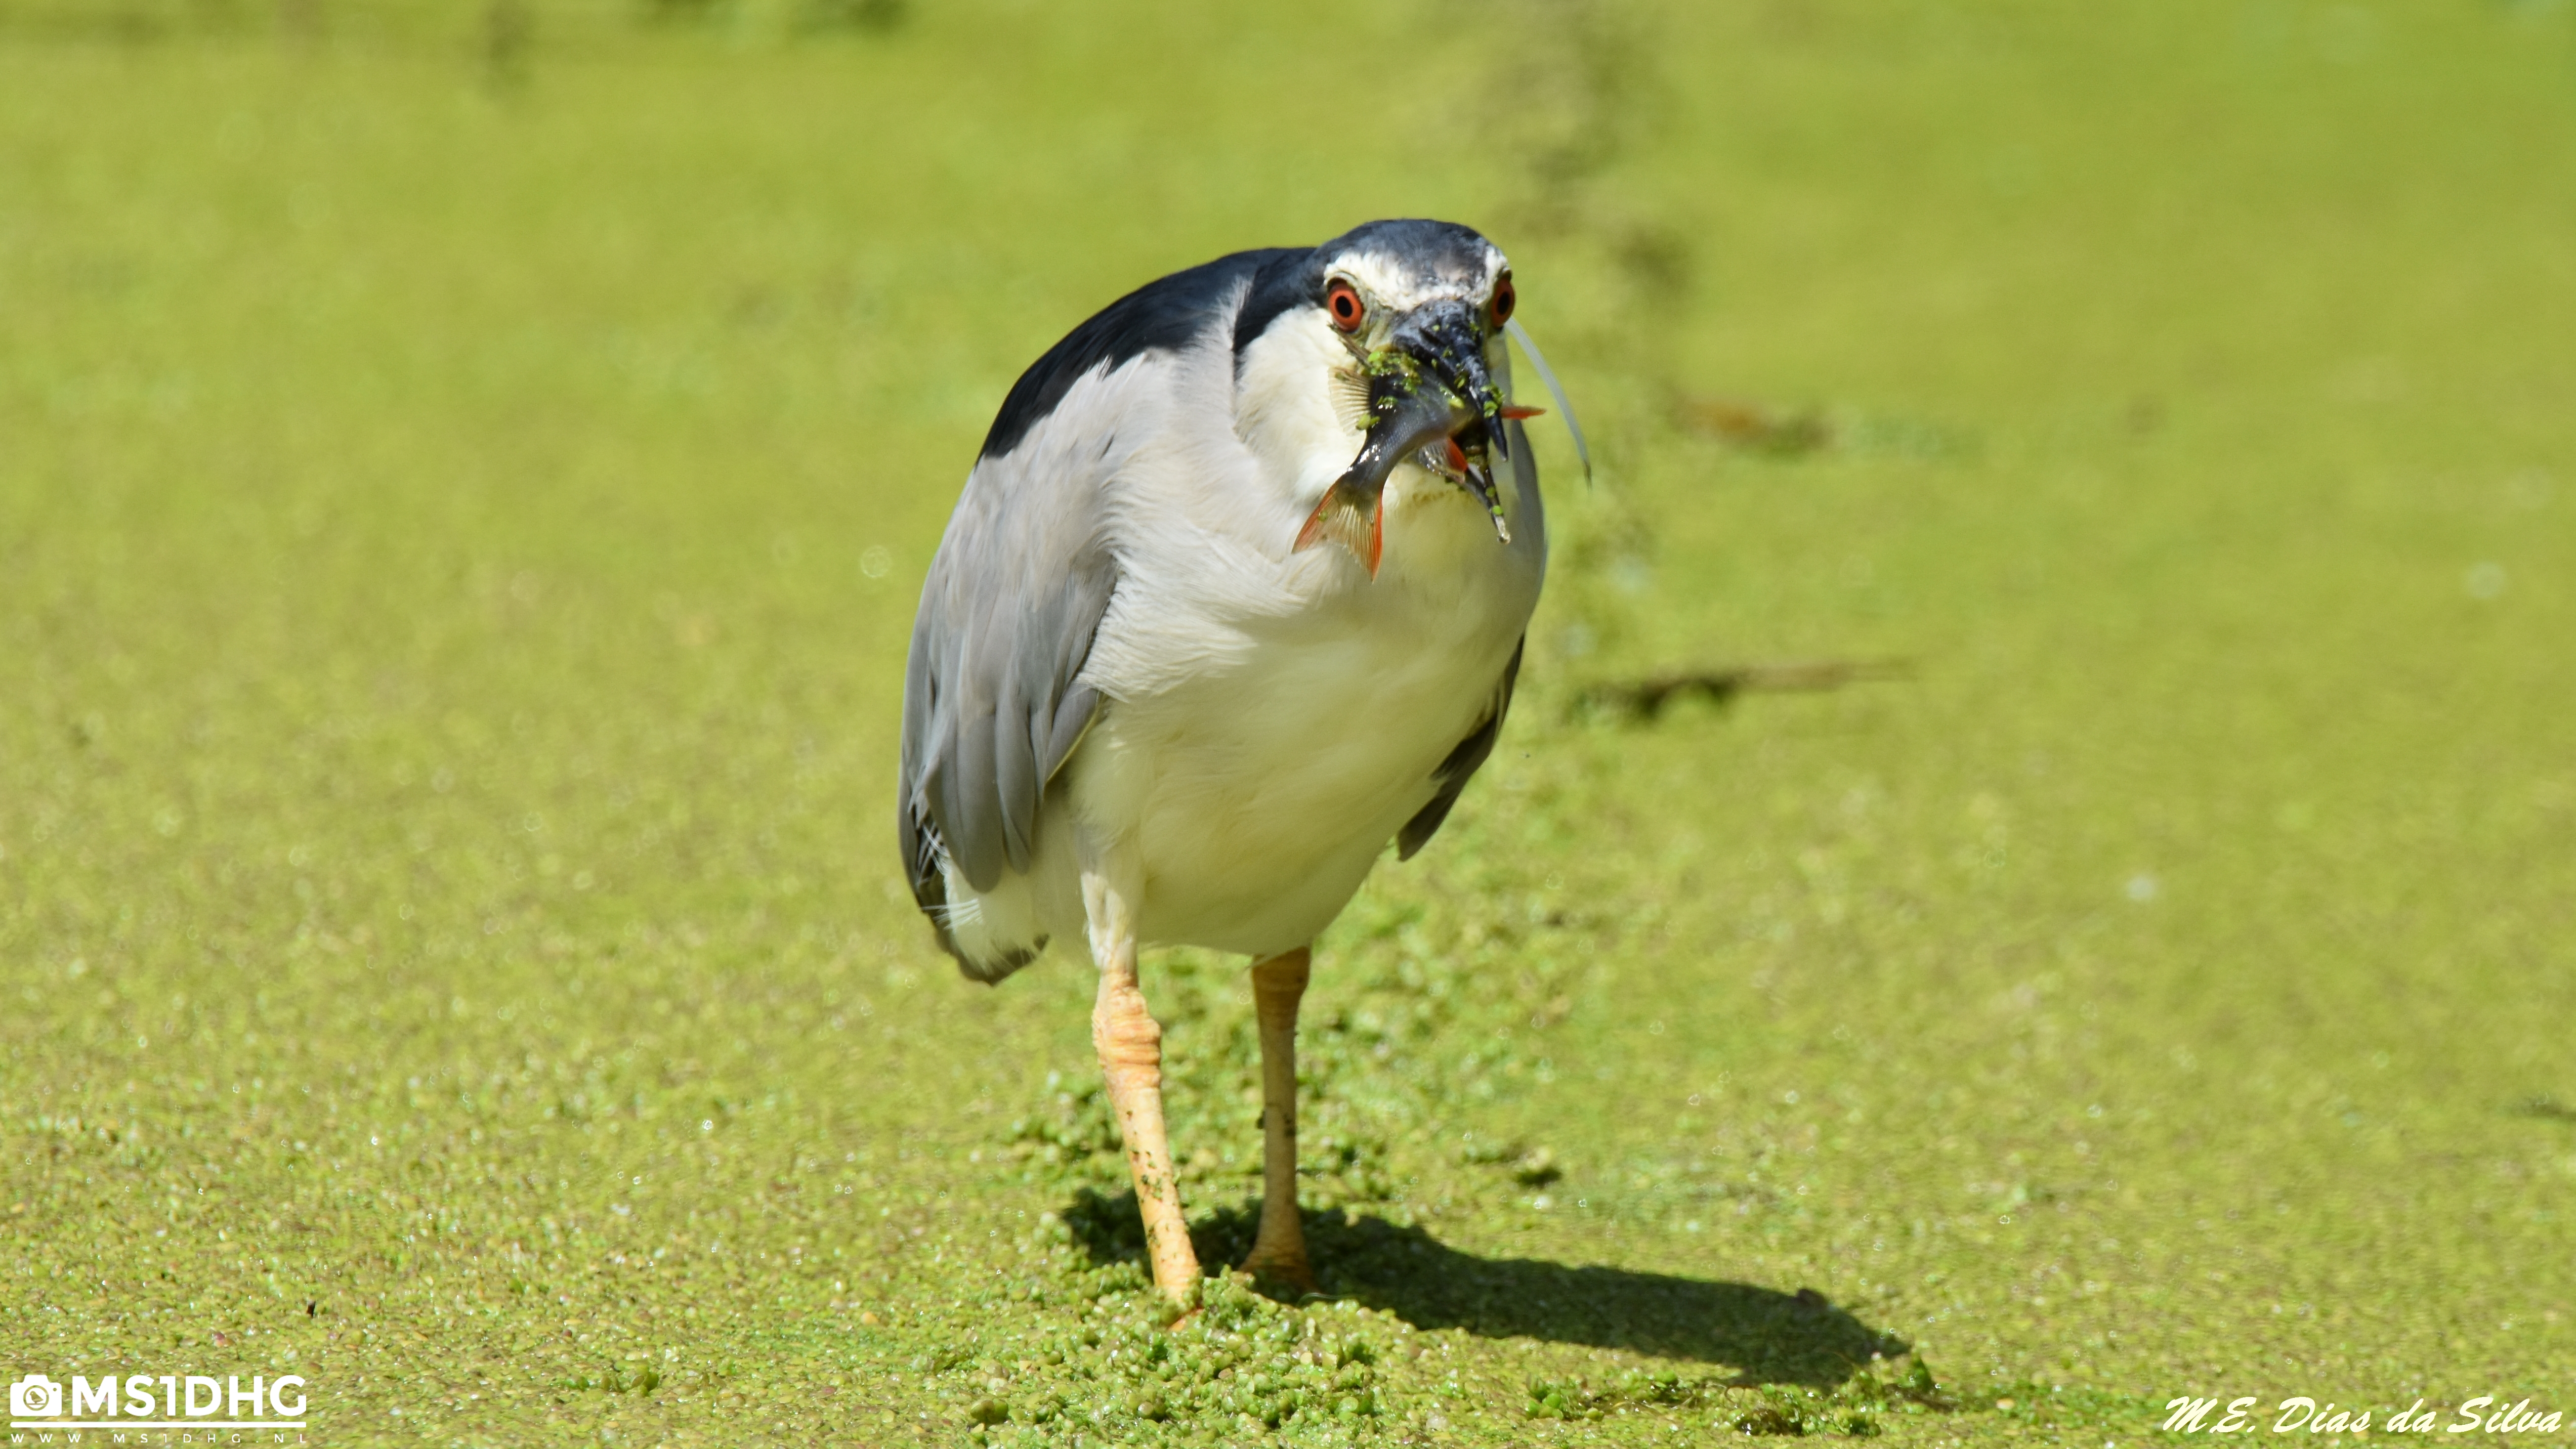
[980,247,1303,461]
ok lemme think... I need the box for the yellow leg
[1084,863,1200,1308]
[1239,947,1317,1292]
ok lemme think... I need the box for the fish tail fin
[1294,478,1386,576]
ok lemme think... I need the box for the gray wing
[899,249,1299,912]
[1396,637,1524,860]
[898,399,1127,904]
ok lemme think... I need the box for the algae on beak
[1294,304,1514,575]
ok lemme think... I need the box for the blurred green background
[4,1,2572,1444]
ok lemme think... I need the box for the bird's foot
[1238,1247,1318,1297]
[1146,1237,1203,1312]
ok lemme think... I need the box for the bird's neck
[1231,310,1360,512]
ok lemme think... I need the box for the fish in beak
[1295,299,1514,576]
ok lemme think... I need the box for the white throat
[1229,307,1532,572]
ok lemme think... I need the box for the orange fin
[1293,479,1386,577]
[1501,404,1546,419]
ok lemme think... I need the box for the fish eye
[1489,272,1516,327]
[1326,280,1366,333]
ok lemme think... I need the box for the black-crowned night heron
[898,219,1582,1308]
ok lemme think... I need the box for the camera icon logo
[9,1374,64,1419]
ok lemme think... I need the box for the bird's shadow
[1061,1187,1908,1388]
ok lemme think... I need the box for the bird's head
[1264,220,1535,575]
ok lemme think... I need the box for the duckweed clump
[1525,1353,1952,1437]
[944,1278,1391,1444]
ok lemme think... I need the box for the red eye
[1326,280,1366,333]
[1490,273,1516,327]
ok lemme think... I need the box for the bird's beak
[1387,298,1508,465]
[1294,300,1511,575]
